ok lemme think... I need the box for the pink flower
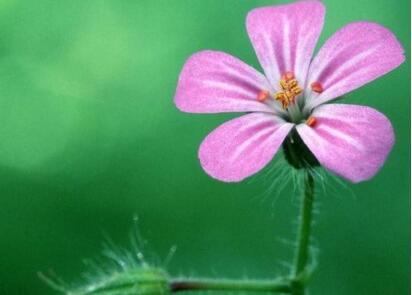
[174,0,404,183]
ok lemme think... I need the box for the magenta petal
[199,113,293,182]
[174,50,276,114]
[305,22,405,110]
[296,104,394,183]
[246,1,325,89]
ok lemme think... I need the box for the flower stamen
[306,116,317,127]
[311,81,323,93]
[257,90,270,102]
[282,71,295,81]
[274,72,303,109]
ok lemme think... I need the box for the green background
[0,0,409,294]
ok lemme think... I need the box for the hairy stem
[291,170,315,295]
[170,170,316,295]
[170,278,291,293]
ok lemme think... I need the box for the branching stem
[170,169,316,294]
[171,278,291,293]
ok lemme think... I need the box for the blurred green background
[0,0,409,294]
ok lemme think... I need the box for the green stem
[291,170,315,295]
[170,170,316,295]
[170,278,292,293]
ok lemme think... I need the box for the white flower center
[257,72,323,126]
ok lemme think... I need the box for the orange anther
[292,87,302,95]
[289,80,298,88]
[275,73,303,109]
[311,81,323,93]
[306,116,317,127]
[274,92,285,101]
[282,71,295,81]
[257,90,269,102]
[280,79,288,90]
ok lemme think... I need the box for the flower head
[174,0,404,183]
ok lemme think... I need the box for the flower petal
[199,113,293,182]
[174,50,277,114]
[305,22,405,110]
[296,104,394,183]
[246,1,325,89]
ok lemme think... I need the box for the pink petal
[305,22,405,110]
[199,113,293,182]
[296,104,394,183]
[246,1,325,89]
[174,50,276,114]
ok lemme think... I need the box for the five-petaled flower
[174,0,404,183]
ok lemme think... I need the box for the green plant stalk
[170,170,316,294]
[291,170,315,295]
[170,278,292,293]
